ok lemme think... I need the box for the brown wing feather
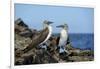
[23,28,49,53]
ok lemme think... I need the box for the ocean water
[53,33,94,50]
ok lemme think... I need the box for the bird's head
[43,20,53,28]
[56,23,68,30]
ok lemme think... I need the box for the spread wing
[23,28,49,53]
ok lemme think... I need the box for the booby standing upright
[56,24,69,54]
[39,20,53,49]
[23,20,53,53]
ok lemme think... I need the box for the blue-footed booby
[39,20,53,49]
[56,24,69,54]
[23,20,53,53]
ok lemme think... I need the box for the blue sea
[53,33,94,50]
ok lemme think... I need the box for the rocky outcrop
[15,18,94,65]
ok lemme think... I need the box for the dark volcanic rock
[15,18,37,38]
[15,18,28,28]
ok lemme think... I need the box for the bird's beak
[48,21,53,25]
[56,25,64,28]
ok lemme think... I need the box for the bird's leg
[59,46,65,53]
[59,46,69,55]
[42,43,47,50]
[39,43,47,50]
[61,46,64,50]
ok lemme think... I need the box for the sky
[15,4,94,33]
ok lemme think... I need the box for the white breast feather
[58,29,68,47]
